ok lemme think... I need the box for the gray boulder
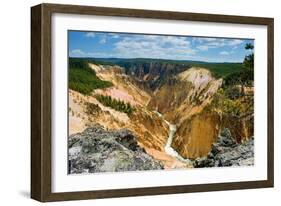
[194,128,254,168]
[68,124,164,174]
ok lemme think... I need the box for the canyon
[68,59,254,172]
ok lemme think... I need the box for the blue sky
[68,31,254,63]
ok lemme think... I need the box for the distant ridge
[69,57,244,78]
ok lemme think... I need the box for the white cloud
[70,49,112,58]
[70,49,85,56]
[108,33,120,38]
[193,37,244,51]
[85,32,96,38]
[99,38,107,44]
[195,37,220,43]
[197,45,209,51]
[85,32,111,43]
[113,35,195,59]
[194,38,226,51]
[228,39,243,46]
[161,36,190,46]
[70,33,247,62]
[220,51,230,55]
[207,41,225,47]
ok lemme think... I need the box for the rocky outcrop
[68,124,164,174]
[222,114,254,143]
[193,128,254,167]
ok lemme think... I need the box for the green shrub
[212,87,253,117]
[68,58,112,95]
[224,86,243,100]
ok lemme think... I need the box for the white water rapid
[154,111,192,164]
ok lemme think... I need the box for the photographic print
[68,31,254,174]
[31,4,274,201]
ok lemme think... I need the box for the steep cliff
[193,128,254,167]
[222,114,254,143]
[120,61,190,91]
[172,110,221,159]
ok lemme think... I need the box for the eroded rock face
[222,114,254,143]
[193,128,254,168]
[129,109,169,151]
[172,110,221,159]
[148,68,223,123]
[122,61,189,91]
[68,124,164,174]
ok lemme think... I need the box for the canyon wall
[145,67,253,159]
[69,62,254,168]
[120,61,190,91]
[172,110,221,159]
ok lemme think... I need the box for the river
[154,111,192,164]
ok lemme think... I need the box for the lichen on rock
[68,124,164,174]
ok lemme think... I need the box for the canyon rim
[67,31,255,174]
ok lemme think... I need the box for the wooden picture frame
[31,3,274,202]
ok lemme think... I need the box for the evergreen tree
[95,94,135,115]
[243,43,254,70]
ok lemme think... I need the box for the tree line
[95,94,135,115]
[69,58,112,95]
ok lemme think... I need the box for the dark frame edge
[267,18,274,187]
[43,180,272,202]
[31,4,53,202]
[31,3,274,202]
[31,4,43,202]
[41,3,274,25]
